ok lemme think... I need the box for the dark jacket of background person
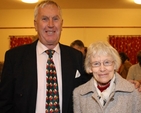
[119,52,132,79]
[70,40,87,58]
[0,40,87,113]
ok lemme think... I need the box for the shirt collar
[37,40,60,55]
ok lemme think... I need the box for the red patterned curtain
[109,35,141,64]
[9,36,33,49]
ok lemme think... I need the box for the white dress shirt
[35,40,62,113]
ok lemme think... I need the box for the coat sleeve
[73,87,82,113]
[133,90,141,113]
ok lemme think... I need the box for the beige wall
[0,9,141,61]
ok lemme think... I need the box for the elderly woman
[73,42,141,113]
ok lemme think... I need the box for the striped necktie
[45,50,60,113]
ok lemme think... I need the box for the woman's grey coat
[73,73,141,113]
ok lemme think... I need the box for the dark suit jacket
[0,40,88,113]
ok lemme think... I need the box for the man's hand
[128,80,141,92]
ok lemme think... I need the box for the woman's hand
[128,80,141,92]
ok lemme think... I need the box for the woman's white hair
[85,41,121,73]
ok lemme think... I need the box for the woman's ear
[89,68,93,73]
[114,66,117,71]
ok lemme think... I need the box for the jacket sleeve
[0,50,15,113]
[126,66,134,80]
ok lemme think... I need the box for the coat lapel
[60,44,77,113]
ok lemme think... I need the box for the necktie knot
[46,50,55,58]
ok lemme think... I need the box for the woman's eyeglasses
[91,60,114,67]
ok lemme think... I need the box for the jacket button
[19,94,23,97]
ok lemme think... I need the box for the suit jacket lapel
[22,40,38,112]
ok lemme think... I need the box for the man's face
[34,4,63,49]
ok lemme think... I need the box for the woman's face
[90,55,115,85]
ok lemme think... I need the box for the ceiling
[0,0,141,9]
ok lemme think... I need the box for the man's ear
[34,20,37,31]
[61,19,63,31]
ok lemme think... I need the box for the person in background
[127,50,141,84]
[70,40,87,58]
[0,1,88,113]
[73,42,141,113]
[70,40,92,81]
[118,52,132,79]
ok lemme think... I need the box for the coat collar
[80,73,135,96]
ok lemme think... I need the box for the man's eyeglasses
[91,60,114,67]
